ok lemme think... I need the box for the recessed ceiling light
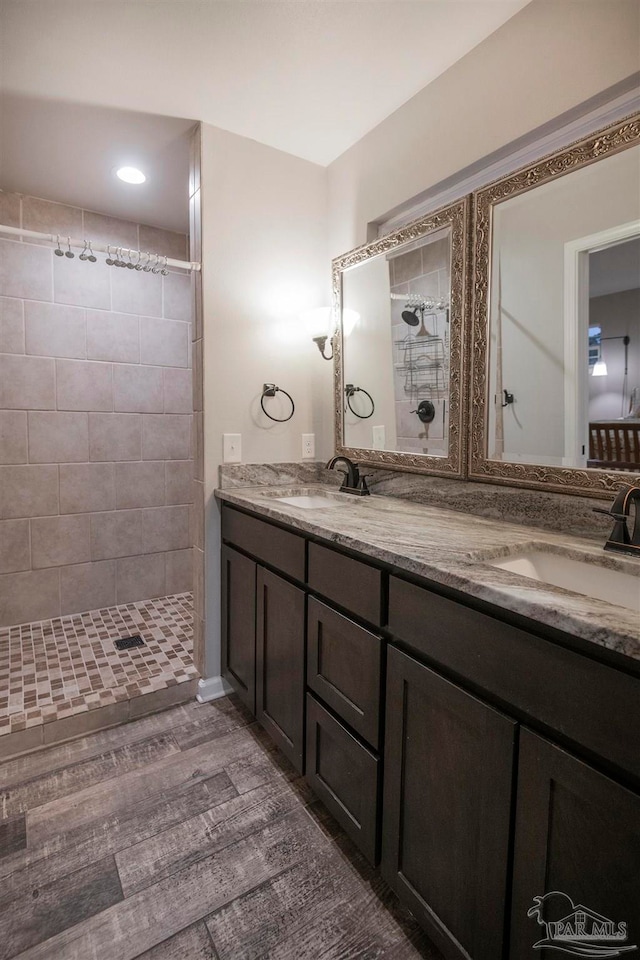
[116,166,146,185]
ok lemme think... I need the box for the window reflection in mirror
[487,144,640,472]
[342,228,452,457]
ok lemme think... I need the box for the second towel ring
[345,384,375,419]
[261,383,295,422]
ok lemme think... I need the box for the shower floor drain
[114,635,145,651]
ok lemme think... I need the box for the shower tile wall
[0,191,193,627]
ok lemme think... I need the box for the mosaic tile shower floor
[0,593,198,738]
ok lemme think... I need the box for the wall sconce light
[302,307,335,361]
[313,334,333,360]
[301,306,360,360]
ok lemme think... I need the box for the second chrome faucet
[594,483,640,556]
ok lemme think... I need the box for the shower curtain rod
[0,224,201,272]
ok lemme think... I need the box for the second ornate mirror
[333,198,470,477]
[469,114,640,496]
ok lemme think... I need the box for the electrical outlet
[372,425,385,450]
[302,433,315,460]
[223,433,241,463]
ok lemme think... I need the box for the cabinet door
[256,567,305,772]
[221,545,256,714]
[382,645,516,960]
[510,729,640,960]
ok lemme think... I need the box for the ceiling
[0,96,194,232]
[0,0,530,231]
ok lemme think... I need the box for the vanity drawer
[389,575,640,782]
[306,693,380,865]
[307,597,382,748]
[221,505,305,582]
[308,542,382,626]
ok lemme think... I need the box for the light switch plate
[372,425,385,450]
[302,433,315,459]
[223,433,241,463]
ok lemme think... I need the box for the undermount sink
[275,494,356,509]
[262,489,355,509]
[488,549,640,614]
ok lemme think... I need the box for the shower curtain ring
[54,235,64,257]
[152,254,160,275]
[87,241,97,263]
[134,250,143,271]
[65,237,74,258]
[106,245,114,266]
[79,240,89,261]
[143,252,152,273]
[161,256,169,276]
[126,248,135,269]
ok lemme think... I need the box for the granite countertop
[215,483,640,662]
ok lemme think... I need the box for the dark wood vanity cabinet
[382,645,516,960]
[509,729,640,959]
[220,513,306,772]
[388,575,640,782]
[221,545,257,714]
[221,505,384,864]
[220,503,640,959]
[256,567,305,772]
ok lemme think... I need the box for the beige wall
[200,124,329,677]
[201,125,331,472]
[327,0,640,256]
[0,191,193,627]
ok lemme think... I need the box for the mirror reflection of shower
[392,292,450,424]
[386,232,452,456]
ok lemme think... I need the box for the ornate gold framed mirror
[469,114,640,497]
[332,198,470,477]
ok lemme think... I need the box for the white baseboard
[196,675,234,703]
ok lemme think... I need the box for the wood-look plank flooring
[0,695,442,960]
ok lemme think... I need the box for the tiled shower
[0,190,198,756]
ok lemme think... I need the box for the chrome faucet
[594,484,640,556]
[326,456,371,496]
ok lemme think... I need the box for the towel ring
[261,383,295,422]
[345,384,375,419]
